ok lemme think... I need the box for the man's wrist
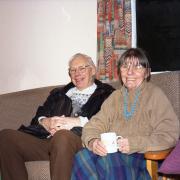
[38,116,46,124]
[79,116,88,127]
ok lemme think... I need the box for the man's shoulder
[50,82,74,95]
[95,79,115,91]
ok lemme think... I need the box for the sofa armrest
[145,148,173,180]
[145,148,173,160]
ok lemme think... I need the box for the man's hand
[39,116,81,136]
[54,116,80,130]
[39,116,59,136]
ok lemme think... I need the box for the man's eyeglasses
[69,65,90,75]
[120,63,145,73]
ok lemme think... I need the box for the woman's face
[120,57,147,90]
[69,57,96,90]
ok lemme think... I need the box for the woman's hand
[89,138,108,156]
[118,138,130,153]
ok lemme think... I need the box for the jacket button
[74,113,78,117]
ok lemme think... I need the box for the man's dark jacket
[19,79,115,138]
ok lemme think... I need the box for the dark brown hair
[117,48,151,81]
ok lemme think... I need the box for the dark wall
[136,0,180,71]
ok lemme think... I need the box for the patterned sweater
[82,81,180,154]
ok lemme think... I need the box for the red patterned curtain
[97,0,132,81]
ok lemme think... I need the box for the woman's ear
[145,68,151,80]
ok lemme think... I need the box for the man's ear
[91,66,96,76]
[68,71,71,77]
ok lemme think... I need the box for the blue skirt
[71,148,151,180]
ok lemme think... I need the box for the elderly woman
[0,53,114,180]
[71,48,179,180]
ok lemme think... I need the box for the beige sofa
[0,71,180,180]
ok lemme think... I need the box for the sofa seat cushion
[25,161,50,180]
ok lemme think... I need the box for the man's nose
[74,68,81,75]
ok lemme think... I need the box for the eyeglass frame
[69,64,91,75]
[120,62,145,73]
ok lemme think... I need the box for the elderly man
[0,53,115,180]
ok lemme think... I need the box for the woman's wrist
[88,138,98,150]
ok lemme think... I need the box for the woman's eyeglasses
[120,63,145,73]
[69,65,90,75]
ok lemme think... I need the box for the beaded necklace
[123,87,141,120]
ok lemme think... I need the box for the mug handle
[117,135,123,140]
[116,136,123,149]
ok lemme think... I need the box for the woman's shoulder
[145,81,169,102]
[146,81,165,94]
[104,89,122,101]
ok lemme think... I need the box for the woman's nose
[127,65,133,74]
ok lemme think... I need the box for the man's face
[69,57,96,90]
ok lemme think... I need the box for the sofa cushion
[158,140,180,174]
[25,161,50,180]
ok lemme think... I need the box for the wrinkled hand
[54,116,80,131]
[118,138,129,153]
[39,116,61,136]
[40,116,80,136]
[89,139,108,156]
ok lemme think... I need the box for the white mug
[100,132,122,153]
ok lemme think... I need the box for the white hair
[68,53,96,68]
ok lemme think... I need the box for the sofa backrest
[0,71,179,131]
[0,86,58,130]
[150,71,180,120]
